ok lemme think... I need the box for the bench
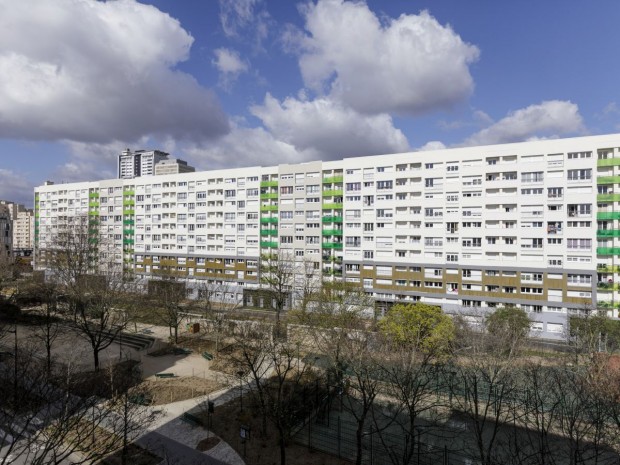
[155,373,176,379]
[202,351,213,361]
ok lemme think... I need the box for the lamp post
[237,370,244,412]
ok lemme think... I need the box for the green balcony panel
[260,180,278,187]
[597,283,620,291]
[597,229,620,237]
[88,192,100,198]
[596,176,620,184]
[598,211,620,220]
[123,209,135,216]
[260,241,278,248]
[597,193,620,202]
[123,229,134,235]
[597,158,620,167]
[260,230,278,236]
[123,219,135,225]
[322,215,344,223]
[88,211,99,216]
[597,265,620,273]
[322,189,344,197]
[322,242,343,249]
[322,229,343,236]
[123,239,134,245]
[598,247,620,255]
[323,175,344,183]
[88,202,99,208]
[260,193,279,200]
[123,190,135,196]
[123,200,135,206]
[260,217,279,223]
[322,203,344,210]
[260,205,278,212]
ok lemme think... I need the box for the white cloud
[0,169,34,207]
[183,126,316,170]
[418,141,446,151]
[290,0,479,115]
[0,0,229,143]
[250,93,409,158]
[463,100,585,146]
[219,0,271,49]
[212,48,249,87]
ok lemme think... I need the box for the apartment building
[154,158,196,176]
[0,205,12,260]
[0,200,34,252]
[118,149,169,179]
[35,133,620,339]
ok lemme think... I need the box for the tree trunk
[355,419,364,465]
[278,424,286,465]
[93,349,100,371]
[174,325,178,344]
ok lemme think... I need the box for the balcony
[322,229,343,236]
[597,247,620,256]
[123,209,135,215]
[260,217,278,224]
[323,175,344,183]
[597,282,620,291]
[322,242,343,249]
[260,229,278,236]
[260,205,278,212]
[322,215,343,223]
[322,189,344,197]
[598,211,620,220]
[597,229,620,237]
[260,241,278,248]
[322,203,344,210]
[597,193,620,202]
[597,176,620,184]
[260,193,278,200]
[597,158,620,167]
[597,264,620,273]
[260,180,278,187]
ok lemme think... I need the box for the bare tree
[197,280,241,354]
[149,279,187,344]
[259,252,295,339]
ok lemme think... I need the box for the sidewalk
[148,386,245,465]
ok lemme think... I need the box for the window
[346,182,361,192]
[548,187,563,198]
[567,274,591,284]
[521,172,544,183]
[567,238,591,250]
[568,151,592,159]
[567,169,591,181]
[377,180,393,190]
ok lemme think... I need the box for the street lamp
[237,370,244,412]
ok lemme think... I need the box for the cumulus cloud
[219,0,271,49]
[0,169,35,207]
[463,100,585,146]
[418,141,446,151]
[184,125,316,170]
[212,48,249,87]
[0,0,229,143]
[250,93,409,158]
[289,0,479,115]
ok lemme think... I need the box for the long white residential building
[35,133,620,339]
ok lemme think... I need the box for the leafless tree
[149,279,187,344]
[259,251,295,339]
[197,280,241,354]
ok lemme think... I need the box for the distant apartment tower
[0,205,12,259]
[154,158,196,176]
[118,149,169,179]
[0,200,34,251]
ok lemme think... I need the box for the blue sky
[1,0,619,206]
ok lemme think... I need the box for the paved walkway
[147,386,246,465]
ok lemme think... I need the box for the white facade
[35,133,620,339]
[118,149,169,179]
